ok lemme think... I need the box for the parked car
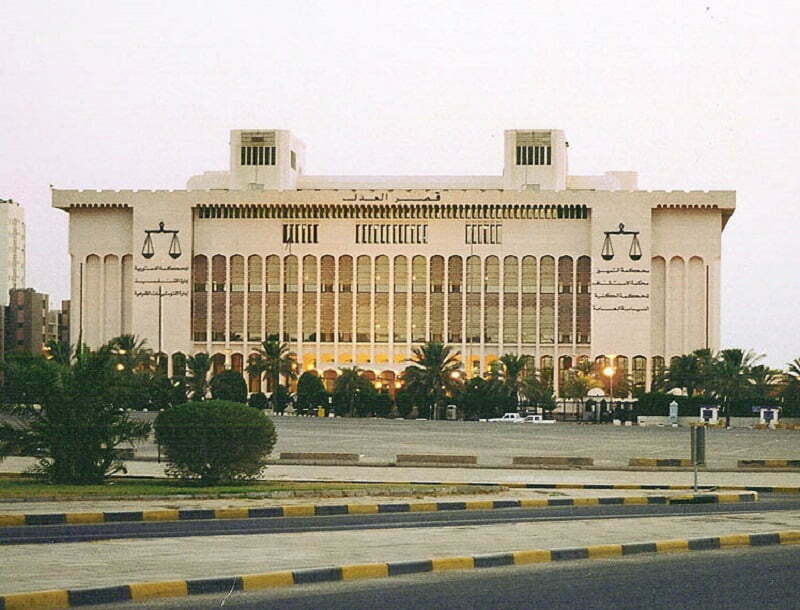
[487,413,524,423]
[519,414,556,424]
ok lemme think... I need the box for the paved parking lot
[134,417,800,469]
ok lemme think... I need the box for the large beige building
[52,129,734,395]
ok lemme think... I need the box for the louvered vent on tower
[241,131,276,166]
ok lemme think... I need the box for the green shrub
[394,389,415,419]
[248,392,268,410]
[374,392,393,418]
[154,400,277,484]
[210,370,248,403]
[272,385,292,414]
[296,372,327,415]
[1,348,151,484]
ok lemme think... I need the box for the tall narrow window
[447,256,463,343]
[558,355,572,394]
[356,255,371,342]
[320,256,335,342]
[465,256,481,343]
[229,255,245,341]
[429,256,444,342]
[576,256,591,344]
[263,255,279,340]
[302,255,317,342]
[539,256,555,344]
[394,255,408,342]
[521,256,537,343]
[374,256,389,342]
[652,356,665,388]
[633,356,647,391]
[557,256,573,344]
[484,256,499,343]
[192,255,208,342]
[282,255,298,342]
[211,255,226,342]
[247,255,262,342]
[338,256,353,342]
[503,256,518,344]
[540,356,554,389]
[411,256,426,342]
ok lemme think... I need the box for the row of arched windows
[192,254,592,346]
[159,351,662,396]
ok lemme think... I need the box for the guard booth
[759,407,780,427]
[668,401,679,426]
[446,404,458,420]
[698,406,720,425]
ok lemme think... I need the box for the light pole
[603,364,616,423]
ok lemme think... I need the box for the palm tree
[186,352,212,400]
[520,368,556,413]
[246,339,298,406]
[497,354,532,409]
[783,358,800,407]
[665,353,703,398]
[107,334,153,372]
[332,367,364,416]
[44,339,72,366]
[562,367,602,412]
[403,342,463,419]
[749,365,782,401]
[710,348,763,427]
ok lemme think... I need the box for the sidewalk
[3,508,800,595]
[5,456,800,488]
[0,488,714,515]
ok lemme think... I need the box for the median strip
[2,526,795,608]
[0,492,756,528]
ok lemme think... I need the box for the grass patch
[0,475,448,500]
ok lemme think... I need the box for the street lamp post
[603,364,616,423]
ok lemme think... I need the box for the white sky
[1,1,798,367]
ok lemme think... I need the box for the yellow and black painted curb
[738,459,800,468]
[628,458,694,468]
[326,479,800,494]
[1,527,796,609]
[0,492,756,528]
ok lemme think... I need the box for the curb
[2,527,796,608]
[319,480,800,494]
[629,458,694,468]
[738,460,800,469]
[0,492,756,528]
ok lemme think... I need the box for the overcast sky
[1,1,798,367]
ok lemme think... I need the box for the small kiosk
[698,405,720,425]
[758,407,780,427]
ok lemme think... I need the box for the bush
[154,400,277,484]
[272,385,292,414]
[248,392,268,410]
[1,348,151,484]
[373,392,393,418]
[394,388,415,419]
[296,372,327,415]
[210,370,248,403]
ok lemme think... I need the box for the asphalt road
[4,498,798,545]
[92,544,800,609]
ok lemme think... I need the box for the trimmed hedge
[210,370,248,403]
[154,400,276,484]
[248,392,269,410]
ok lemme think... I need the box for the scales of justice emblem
[601,223,642,261]
[141,221,182,259]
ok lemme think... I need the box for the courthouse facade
[53,129,735,394]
